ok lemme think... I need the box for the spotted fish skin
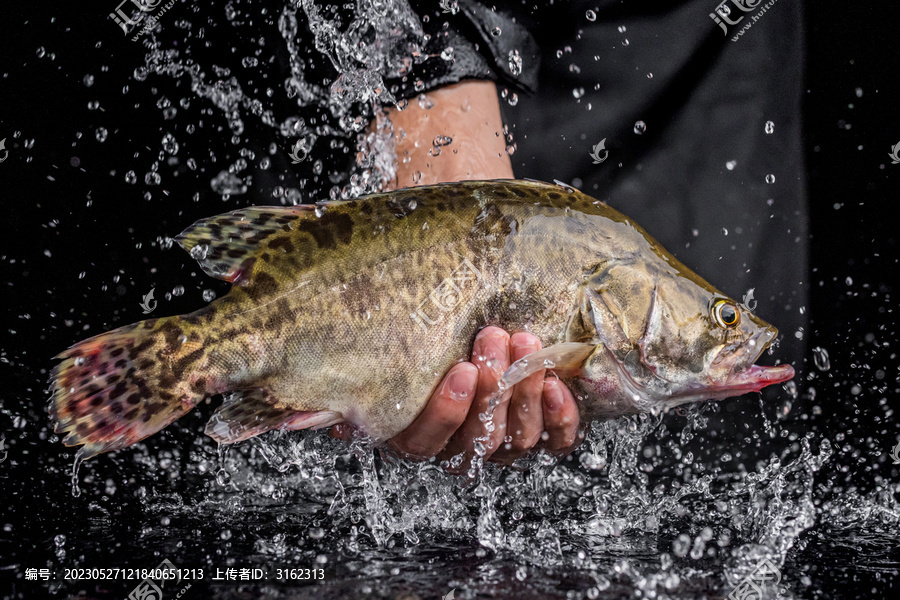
[51,179,790,459]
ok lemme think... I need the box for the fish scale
[50,179,794,461]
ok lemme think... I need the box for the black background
[0,0,898,598]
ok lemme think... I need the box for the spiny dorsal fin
[175,180,605,286]
[175,206,315,283]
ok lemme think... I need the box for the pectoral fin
[500,342,596,389]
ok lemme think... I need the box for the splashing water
[13,2,898,599]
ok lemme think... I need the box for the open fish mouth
[714,327,795,394]
[720,363,795,394]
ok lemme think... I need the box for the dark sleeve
[384,0,540,100]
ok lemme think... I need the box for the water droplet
[491,27,501,36]
[162,133,179,155]
[622,38,630,46]
[726,160,737,170]
[172,285,184,297]
[210,171,247,195]
[83,75,94,87]
[508,50,523,76]
[855,87,863,98]
[95,127,108,143]
[765,174,775,184]
[586,10,597,21]
[70,455,83,498]
[812,346,830,372]
[124,170,137,184]
[36,47,46,58]
[782,380,798,399]
[633,121,646,135]
[617,25,627,33]
[765,121,775,134]
[721,227,728,236]
[440,47,454,61]
[216,468,231,486]
[202,289,217,302]
[647,72,653,79]
[845,276,853,285]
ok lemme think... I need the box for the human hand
[385,327,584,472]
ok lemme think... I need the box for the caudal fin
[50,317,211,459]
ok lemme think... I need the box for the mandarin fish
[50,180,794,460]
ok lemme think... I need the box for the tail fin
[50,317,210,459]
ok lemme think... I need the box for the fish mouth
[719,363,795,394]
[713,326,795,394]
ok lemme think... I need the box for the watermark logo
[889,141,900,165]
[442,589,456,600]
[126,558,191,600]
[710,0,779,41]
[741,288,757,312]
[411,258,482,331]
[727,558,782,600]
[890,441,900,465]
[439,0,459,15]
[140,288,157,314]
[288,139,309,164]
[589,138,608,164]
[109,0,178,41]
[0,138,8,163]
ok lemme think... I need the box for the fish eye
[712,299,741,329]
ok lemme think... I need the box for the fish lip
[720,363,795,394]
[714,327,795,393]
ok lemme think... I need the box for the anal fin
[204,388,343,444]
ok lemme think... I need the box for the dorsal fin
[175,180,611,287]
[175,205,315,283]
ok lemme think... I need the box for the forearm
[377,80,513,190]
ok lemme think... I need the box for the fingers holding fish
[489,332,546,465]
[539,377,581,454]
[386,362,478,460]
[438,326,513,471]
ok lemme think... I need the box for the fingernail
[510,332,538,350]
[445,367,475,401]
[544,379,563,411]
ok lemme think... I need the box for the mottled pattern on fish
[50,180,792,460]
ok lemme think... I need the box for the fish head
[566,257,794,416]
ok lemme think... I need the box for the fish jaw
[574,323,796,418]
[717,363,795,394]
[706,325,795,396]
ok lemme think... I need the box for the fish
[49,179,794,460]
